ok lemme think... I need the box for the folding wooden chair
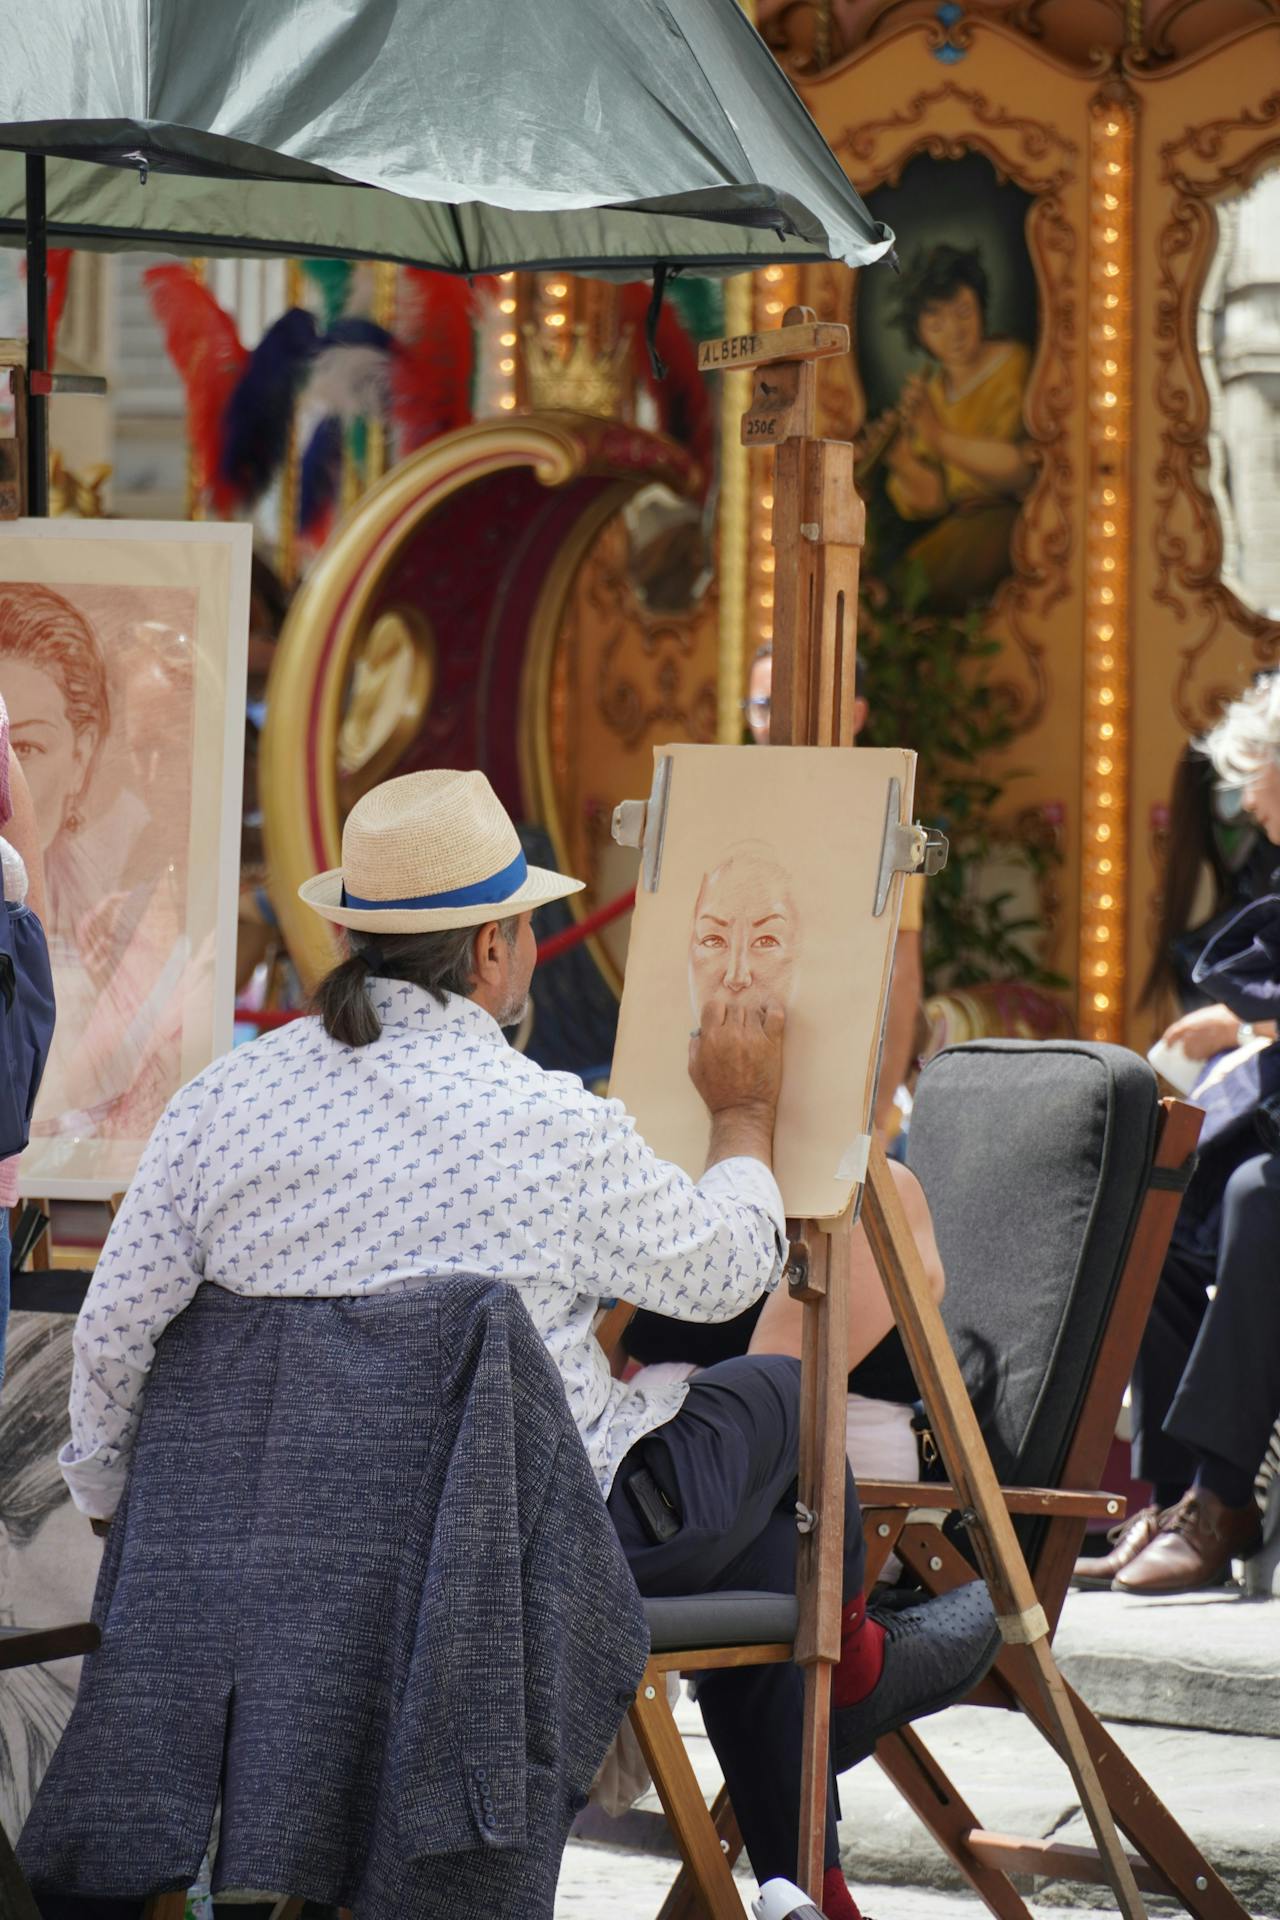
[855,1038,1246,1920]
[0,1623,100,1920]
[612,1038,1245,1920]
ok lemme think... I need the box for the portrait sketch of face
[0,520,252,1198]
[688,840,801,1019]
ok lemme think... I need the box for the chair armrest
[0,1622,100,1670]
[857,1480,1126,1521]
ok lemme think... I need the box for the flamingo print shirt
[61,979,786,1518]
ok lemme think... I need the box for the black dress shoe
[833,1579,1001,1773]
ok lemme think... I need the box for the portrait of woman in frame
[0,520,250,1197]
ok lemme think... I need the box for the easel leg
[861,1143,1149,1920]
[794,1208,854,1898]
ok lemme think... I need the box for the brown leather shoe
[1072,1504,1162,1589]
[1114,1489,1263,1595]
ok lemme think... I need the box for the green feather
[301,259,355,329]
[669,279,724,341]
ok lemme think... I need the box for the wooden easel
[699,307,1149,1917]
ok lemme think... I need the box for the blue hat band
[340,848,529,912]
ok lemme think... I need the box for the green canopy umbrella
[0,0,894,505]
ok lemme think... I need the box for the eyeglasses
[739,696,772,717]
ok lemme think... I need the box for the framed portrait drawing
[610,743,916,1221]
[0,519,251,1198]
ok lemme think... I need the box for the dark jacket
[19,1279,648,1917]
[1175,894,1280,1251]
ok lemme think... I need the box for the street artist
[57,769,998,1920]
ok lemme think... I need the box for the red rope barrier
[535,887,635,963]
[233,887,636,1033]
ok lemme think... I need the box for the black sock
[1193,1453,1257,1512]
[1153,1480,1185,1511]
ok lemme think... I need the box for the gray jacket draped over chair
[19,1277,649,1918]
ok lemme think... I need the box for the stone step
[577,1684,1279,1916]
[1053,1585,1280,1740]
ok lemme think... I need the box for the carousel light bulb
[545,312,566,327]
[1099,686,1115,705]
[1099,856,1113,873]
[499,358,515,373]
[1100,722,1115,740]
[499,394,517,410]
[1097,823,1112,841]
[1098,622,1114,639]
[1104,193,1119,211]
[1103,324,1117,341]
[1101,584,1115,602]
[1103,519,1116,535]
[547,282,569,298]
[762,494,774,509]
[1101,654,1114,670]
[499,272,515,283]
[1098,758,1113,776]
[1094,992,1110,1010]
[1100,892,1114,909]
[1104,227,1119,245]
[761,556,775,574]
[1096,926,1110,941]
[1102,556,1116,571]
[499,298,517,314]
[1095,959,1109,977]
[1105,120,1120,136]
[1102,487,1116,504]
[1107,160,1121,175]
[500,331,517,346]
[765,300,784,315]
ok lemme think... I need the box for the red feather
[620,287,713,496]
[19,248,73,362]
[144,264,249,512]
[391,270,476,456]
[45,251,71,360]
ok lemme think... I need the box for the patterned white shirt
[61,981,785,1518]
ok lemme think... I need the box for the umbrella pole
[25,154,49,517]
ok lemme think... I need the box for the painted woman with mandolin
[859,243,1033,611]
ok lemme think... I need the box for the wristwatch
[1237,1021,1256,1048]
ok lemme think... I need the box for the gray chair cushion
[644,1591,798,1653]
[906,1040,1159,1534]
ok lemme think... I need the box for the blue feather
[219,307,318,504]
[299,415,344,536]
[323,317,394,353]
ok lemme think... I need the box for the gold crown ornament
[521,323,633,420]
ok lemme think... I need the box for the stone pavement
[571,1584,1280,1917]
[555,1843,1075,1916]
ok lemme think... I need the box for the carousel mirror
[1200,160,1280,622]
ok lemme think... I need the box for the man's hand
[689,999,785,1117]
[1162,1002,1248,1061]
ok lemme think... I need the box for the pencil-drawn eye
[752,933,781,951]
[697,932,727,951]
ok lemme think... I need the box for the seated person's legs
[1113,1154,1277,1594]
[607,1351,997,1913]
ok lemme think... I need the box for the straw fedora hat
[298,769,584,933]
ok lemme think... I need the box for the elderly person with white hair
[1077,672,1280,1595]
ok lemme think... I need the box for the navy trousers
[1131,1153,1280,1490]
[607,1354,866,1887]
